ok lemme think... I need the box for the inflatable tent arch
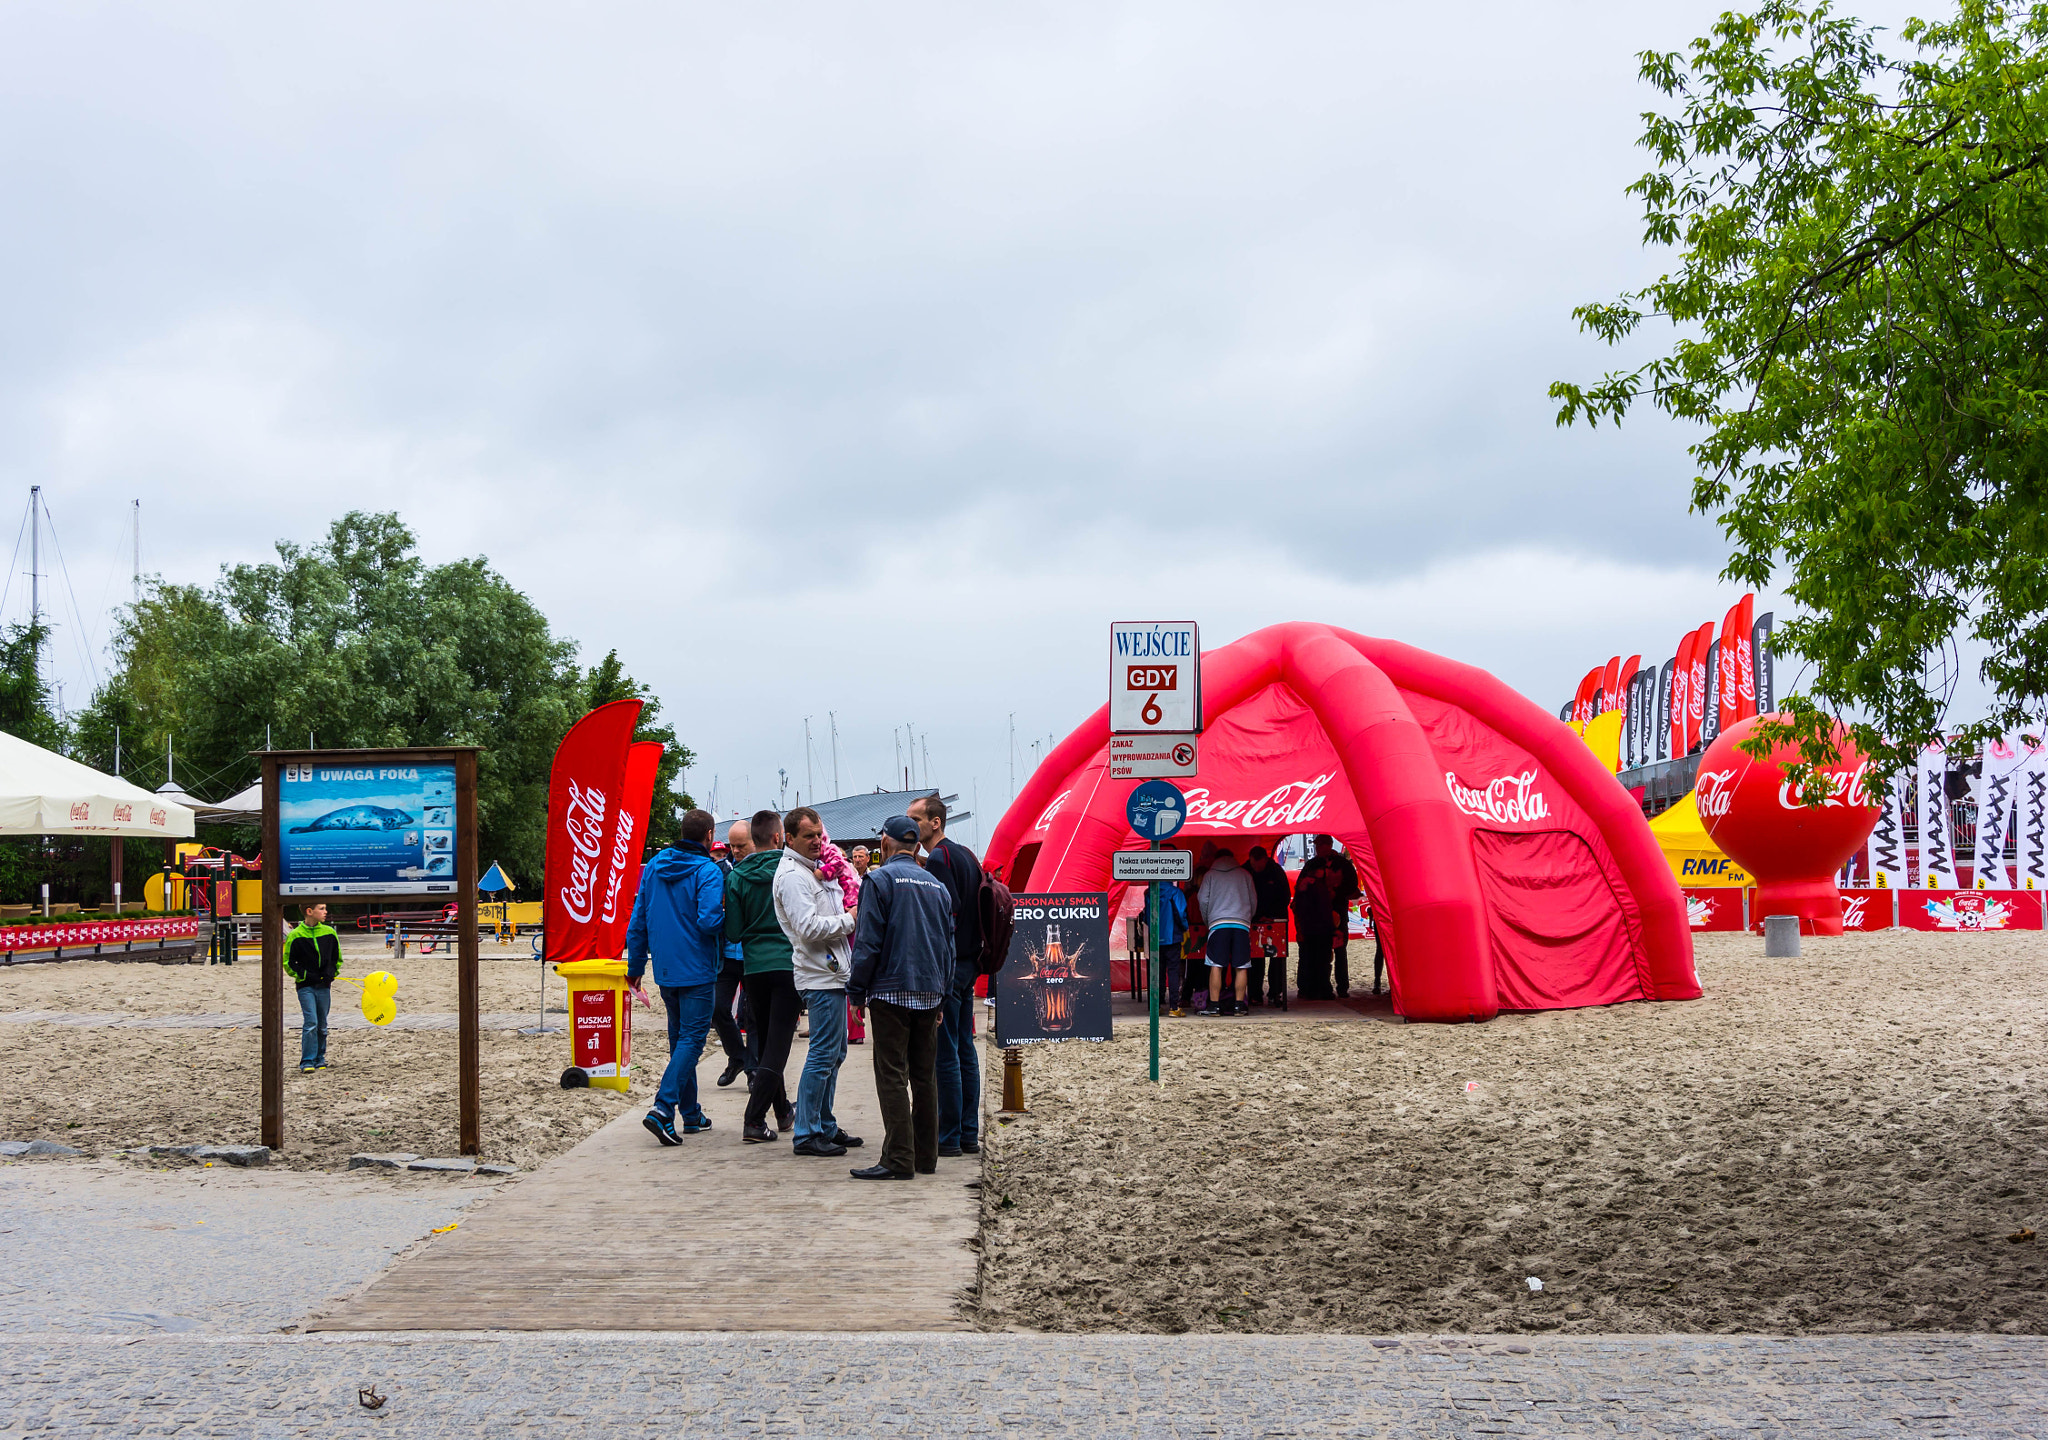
[984,622,1699,1022]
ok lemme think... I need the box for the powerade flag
[1752,611,1775,712]
[1655,658,1675,761]
[596,740,665,958]
[1623,668,1643,768]
[1614,655,1640,721]
[1701,639,1722,745]
[543,699,643,965]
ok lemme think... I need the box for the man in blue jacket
[845,814,956,1180]
[627,808,727,1146]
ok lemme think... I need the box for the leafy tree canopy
[73,512,692,884]
[1553,0,2048,778]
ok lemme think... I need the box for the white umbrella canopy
[0,730,196,839]
[195,780,261,824]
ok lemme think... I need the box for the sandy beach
[0,944,642,1169]
[973,930,2048,1335]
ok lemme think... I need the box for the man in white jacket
[1196,849,1259,1017]
[774,807,864,1158]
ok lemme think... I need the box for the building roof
[810,788,969,845]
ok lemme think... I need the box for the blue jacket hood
[626,840,725,988]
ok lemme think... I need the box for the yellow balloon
[358,971,398,1025]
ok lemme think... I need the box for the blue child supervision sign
[277,761,458,896]
[1126,779,1188,840]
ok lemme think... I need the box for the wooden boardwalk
[308,1032,983,1332]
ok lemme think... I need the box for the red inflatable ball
[1695,713,1880,936]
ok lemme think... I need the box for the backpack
[976,871,1016,976]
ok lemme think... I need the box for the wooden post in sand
[999,1045,1028,1113]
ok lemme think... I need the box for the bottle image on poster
[278,762,458,896]
[994,892,1112,1045]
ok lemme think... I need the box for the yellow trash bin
[553,957,632,1092]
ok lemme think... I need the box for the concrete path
[7,1331,2042,1437]
[307,1034,983,1332]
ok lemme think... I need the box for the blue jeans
[794,989,848,1144]
[654,983,714,1125]
[934,970,981,1150]
[296,984,330,1067]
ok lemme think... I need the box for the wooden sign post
[259,747,481,1154]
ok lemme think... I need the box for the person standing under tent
[772,806,863,1158]
[626,808,726,1145]
[725,809,800,1145]
[910,793,985,1159]
[1197,847,1258,1016]
[846,814,955,1180]
[712,819,756,1088]
[1245,845,1292,1008]
[1292,834,1350,1000]
[1156,877,1191,1018]
[284,902,343,1072]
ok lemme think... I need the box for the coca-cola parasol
[1694,714,1880,936]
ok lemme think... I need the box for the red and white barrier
[1896,889,2045,932]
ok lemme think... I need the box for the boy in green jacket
[284,902,344,1072]
[725,809,796,1143]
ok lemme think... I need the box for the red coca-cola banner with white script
[543,699,643,964]
[595,740,665,960]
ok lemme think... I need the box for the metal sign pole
[1147,839,1161,1084]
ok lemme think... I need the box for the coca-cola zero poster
[994,892,1112,1046]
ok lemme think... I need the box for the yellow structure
[480,901,542,930]
[1575,711,1626,773]
[1648,792,1751,887]
[553,957,631,1092]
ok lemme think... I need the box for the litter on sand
[1525,1277,1544,1292]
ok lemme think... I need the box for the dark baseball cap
[882,814,919,843]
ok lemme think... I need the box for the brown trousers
[868,999,940,1176]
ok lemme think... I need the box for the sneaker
[682,1115,713,1134]
[773,1102,795,1133]
[1168,1007,1186,1018]
[643,1112,682,1147]
[716,1064,745,1088]
[299,1064,319,1073]
[793,1137,848,1157]
[742,1122,777,1144]
[830,1131,864,1149]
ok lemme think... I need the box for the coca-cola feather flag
[1729,594,1757,723]
[1716,598,1747,737]
[543,699,643,965]
[1685,621,1714,753]
[1669,630,1697,759]
[596,740,666,958]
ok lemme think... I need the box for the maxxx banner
[994,892,1112,1045]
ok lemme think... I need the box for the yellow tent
[1647,792,1750,887]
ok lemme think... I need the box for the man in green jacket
[725,809,797,1144]
[284,902,344,1072]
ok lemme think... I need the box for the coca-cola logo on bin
[1444,769,1551,825]
[558,778,608,924]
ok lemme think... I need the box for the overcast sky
[2,1,1912,839]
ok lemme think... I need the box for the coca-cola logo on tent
[1179,775,1333,830]
[1032,790,1072,833]
[1444,769,1550,825]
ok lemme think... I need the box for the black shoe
[915,1162,937,1175]
[716,1064,744,1088]
[831,1131,864,1149]
[850,1164,913,1180]
[960,1140,980,1155]
[937,1144,963,1158]
[793,1137,849,1157]
[773,1102,795,1133]
[743,1122,777,1144]
[642,1112,681,1147]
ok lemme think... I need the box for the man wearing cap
[845,814,956,1180]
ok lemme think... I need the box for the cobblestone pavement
[0,1161,493,1335]
[2,1331,2041,1438]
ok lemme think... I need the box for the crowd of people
[623,794,985,1181]
[1159,834,1383,1015]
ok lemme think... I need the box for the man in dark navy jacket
[846,815,955,1180]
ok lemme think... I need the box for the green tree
[0,621,60,900]
[1552,0,2048,777]
[72,512,669,884]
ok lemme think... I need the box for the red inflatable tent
[984,622,1699,1022]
